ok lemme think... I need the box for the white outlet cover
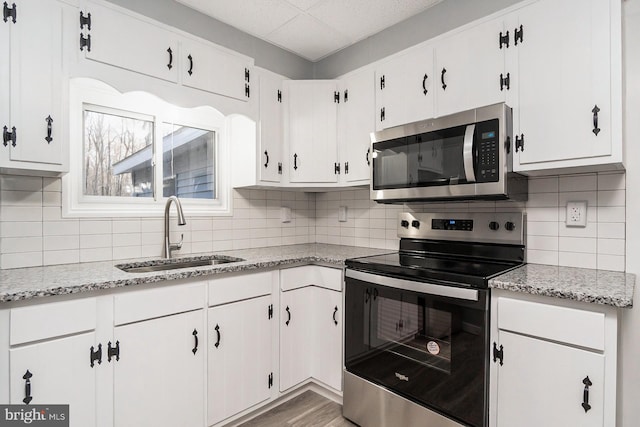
[566,201,587,227]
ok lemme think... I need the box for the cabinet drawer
[208,271,273,306]
[114,282,205,326]
[280,266,343,292]
[498,297,605,351]
[10,298,96,345]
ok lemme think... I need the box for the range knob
[504,221,516,231]
[489,221,500,231]
[401,220,410,228]
[411,220,420,229]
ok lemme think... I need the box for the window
[64,78,231,217]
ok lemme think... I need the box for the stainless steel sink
[116,256,244,273]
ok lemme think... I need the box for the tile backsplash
[0,171,626,271]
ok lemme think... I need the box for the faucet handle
[176,234,184,249]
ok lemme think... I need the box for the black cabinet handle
[441,68,447,90]
[192,329,198,355]
[264,150,269,168]
[373,288,378,300]
[167,47,173,70]
[422,73,428,95]
[3,2,17,24]
[79,34,91,52]
[333,306,338,325]
[3,125,16,147]
[380,107,385,122]
[79,11,91,30]
[107,341,120,362]
[285,306,291,326]
[214,324,220,348]
[366,148,370,166]
[592,105,601,135]
[365,288,371,303]
[45,115,53,144]
[187,54,193,76]
[514,25,524,45]
[90,343,102,367]
[293,154,298,171]
[23,370,33,405]
[582,376,592,412]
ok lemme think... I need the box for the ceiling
[174,0,444,62]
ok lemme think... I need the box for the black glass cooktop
[345,252,523,289]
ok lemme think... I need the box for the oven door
[345,269,489,427]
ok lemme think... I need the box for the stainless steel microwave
[370,103,527,203]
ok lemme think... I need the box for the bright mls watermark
[0,405,68,426]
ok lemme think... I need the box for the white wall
[620,0,640,424]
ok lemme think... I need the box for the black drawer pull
[192,329,198,355]
[23,370,33,405]
[214,324,220,348]
[333,306,338,325]
[285,306,291,326]
[592,105,601,135]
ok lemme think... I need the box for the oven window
[372,125,469,190]
[345,277,488,427]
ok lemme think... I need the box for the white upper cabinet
[285,80,339,183]
[434,18,507,117]
[0,0,65,173]
[258,69,285,183]
[338,68,375,184]
[180,36,252,102]
[375,44,434,130]
[511,0,621,172]
[81,0,179,83]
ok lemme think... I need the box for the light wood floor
[238,391,356,427]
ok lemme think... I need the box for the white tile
[558,191,597,207]
[526,236,558,251]
[113,233,141,247]
[558,222,597,238]
[559,237,596,254]
[80,234,112,249]
[597,238,625,256]
[192,230,214,242]
[112,246,142,260]
[44,235,79,251]
[1,237,43,254]
[42,191,61,207]
[80,220,112,235]
[526,192,558,208]
[43,178,62,192]
[191,241,214,254]
[559,174,597,192]
[597,254,625,272]
[80,247,112,263]
[140,218,163,233]
[112,219,141,234]
[1,252,43,269]
[559,252,597,269]
[528,177,559,193]
[43,221,79,236]
[1,222,42,238]
[597,206,625,222]
[526,221,558,237]
[0,176,42,192]
[369,218,386,229]
[354,237,370,247]
[43,207,62,221]
[141,232,163,247]
[141,245,163,258]
[597,222,625,239]
[44,249,80,266]
[526,249,559,266]
[597,190,625,207]
[191,219,213,231]
[525,207,558,222]
[0,190,42,206]
[0,206,42,222]
[597,172,625,190]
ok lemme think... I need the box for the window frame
[63,78,232,217]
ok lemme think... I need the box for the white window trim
[63,77,234,217]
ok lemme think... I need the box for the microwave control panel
[476,119,499,183]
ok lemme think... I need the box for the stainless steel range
[343,212,526,427]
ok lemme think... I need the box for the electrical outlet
[566,201,587,227]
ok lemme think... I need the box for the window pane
[162,124,215,199]
[83,109,154,197]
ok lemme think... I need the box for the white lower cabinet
[208,294,273,426]
[9,333,98,427]
[113,309,205,427]
[280,286,314,392]
[490,290,617,427]
[311,288,342,391]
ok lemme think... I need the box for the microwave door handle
[463,124,476,183]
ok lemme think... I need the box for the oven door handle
[463,124,476,183]
[346,269,479,301]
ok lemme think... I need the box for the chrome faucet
[163,196,186,258]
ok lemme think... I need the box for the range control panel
[398,212,525,245]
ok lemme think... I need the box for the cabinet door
[513,0,611,169]
[10,333,98,427]
[181,37,251,101]
[287,81,338,183]
[1,0,64,168]
[113,310,204,427]
[496,331,604,427]
[280,287,313,391]
[339,69,374,184]
[83,1,179,83]
[258,72,284,183]
[208,295,273,426]
[375,44,434,130]
[434,18,506,117]
[312,288,343,391]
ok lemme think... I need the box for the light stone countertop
[0,244,393,303]
[489,263,635,308]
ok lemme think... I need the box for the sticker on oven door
[426,341,440,355]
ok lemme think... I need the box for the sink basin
[116,256,245,273]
